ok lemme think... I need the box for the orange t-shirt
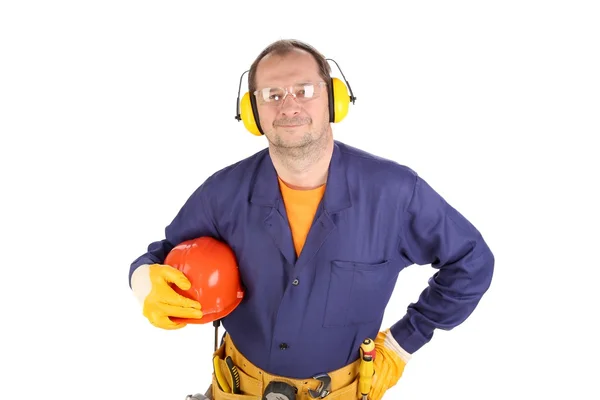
[278,177,326,257]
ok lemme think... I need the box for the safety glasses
[253,81,327,106]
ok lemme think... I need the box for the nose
[279,93,301,117]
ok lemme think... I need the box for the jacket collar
[249,141,352,214]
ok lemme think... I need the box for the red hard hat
[164,236,244,324]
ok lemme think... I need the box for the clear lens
[254,82,325,105]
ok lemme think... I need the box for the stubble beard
[267,120,330,172]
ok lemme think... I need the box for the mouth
[274,117,311,128]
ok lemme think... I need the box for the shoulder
[336,141,416,175]
[335,141,418,190]
[183,147,270,212]
[202,147,269,188]
[179,147,268,202]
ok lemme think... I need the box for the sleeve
[390,173,495,354]
[127,178,221,288]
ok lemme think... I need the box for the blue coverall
[129,140,495,379]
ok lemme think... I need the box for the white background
[1,1,599,399]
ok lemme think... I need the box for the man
[129,39,495,400]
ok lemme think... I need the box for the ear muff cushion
[331,77,350,123]
[240,92,262,136]
[328,79,335,122]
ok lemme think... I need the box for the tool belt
[211,333,362,400]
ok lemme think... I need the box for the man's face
[253,49,330,150]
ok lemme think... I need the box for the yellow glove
[369,329,411,400]
[131,263,203,329]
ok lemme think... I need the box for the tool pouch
[211,334,361,400]
[211,339,263,400]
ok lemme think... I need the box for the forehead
[255,49,322,87]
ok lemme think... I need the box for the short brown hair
[248,39,331,93]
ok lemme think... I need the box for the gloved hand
[369,329,411,400]
[131,263,203,329]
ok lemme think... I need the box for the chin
[275,125,309,138]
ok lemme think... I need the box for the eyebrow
[262,80,318,88]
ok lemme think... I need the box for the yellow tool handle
[359,338,375,399]
[212,355,231,393]
[225,356,241,394]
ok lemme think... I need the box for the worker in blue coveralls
[129,39,495,400]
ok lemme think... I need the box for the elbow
[473,240,495,296]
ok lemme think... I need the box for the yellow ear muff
[240,92,262,136]
[331,77,350,123]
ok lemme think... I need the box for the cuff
[384,329,412,364]
[389,314,434,354]
[131,264,151,305]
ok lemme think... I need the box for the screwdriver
[359,338,376,400]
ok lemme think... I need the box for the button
[279,343,288,350]
[292,278,299,286]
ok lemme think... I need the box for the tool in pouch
[358,338,376,400]
[262,381,297,400]
[262,373,331,400]
[226,357,241,394]
[210,319,242,394]
[212,355,241,394]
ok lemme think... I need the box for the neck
[270,131,333,190]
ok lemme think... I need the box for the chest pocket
[323,260,400,328]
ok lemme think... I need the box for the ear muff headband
[235,58,356,136]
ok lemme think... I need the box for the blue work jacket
[129,140,494,379]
